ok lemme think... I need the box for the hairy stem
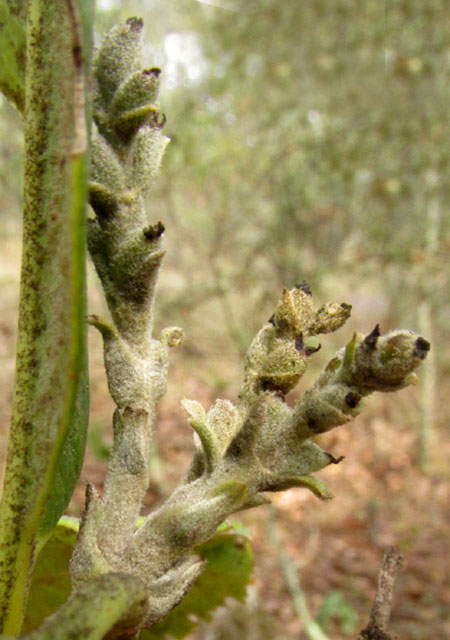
[0,1,90,632]
[25,573,147,640]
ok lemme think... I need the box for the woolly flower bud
[354,328,430,392]
[94,17,144,108]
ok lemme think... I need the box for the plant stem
[0,1,90,633]
[24,573,147,640]
[358,546,403,639]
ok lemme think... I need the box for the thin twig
[358,546,403,640]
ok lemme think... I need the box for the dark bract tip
[327,453,345,465]
[305,343,321,356]
[143,220,165,241]
[295,280,312,296]
[126,17,144,32]
[414,336,431,359]
[145,67,161,77]
[151,113,167,129]
[415,337,430,352]
[363,324,381,350]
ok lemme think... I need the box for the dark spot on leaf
[261,379,278,392]
[341,302,352,312]
[345,391,361,408]
[295,334,304,351]
[306,416,320,433]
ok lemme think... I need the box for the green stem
[24,574,147,640]
[0,1,90,632]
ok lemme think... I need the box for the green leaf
[0,2,26,112]
[140,524,253,640]
[182,398,219,472]
[37,360,89,539]
[24,572,147,640]
[21,519,252,639]
[21,518,79,633]
[36,0,94,545]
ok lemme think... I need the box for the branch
[107,285,426,629]
[358,547,404,640]
[71,19,430,636]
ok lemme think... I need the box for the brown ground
[1,234,449,640]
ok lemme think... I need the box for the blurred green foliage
[134,0,449,360]
[87,423,111,462]
[0,98,23,230]
[2,0,448,349]
[317,590,359,635]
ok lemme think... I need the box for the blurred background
[0,0,449,638]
